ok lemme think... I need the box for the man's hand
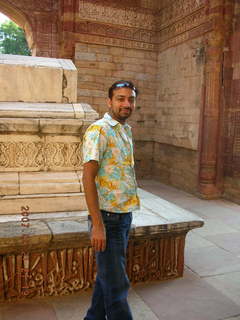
[83,160,106,251]
[91,223,106,252]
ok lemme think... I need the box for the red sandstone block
[77,68,106,76]
[96,54,113,62]
[98,62,115,70]
[230,79,240,107]
[88,44,110,54]
[75,61,99,68]
[231,32,240,63]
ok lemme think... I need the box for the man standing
[82,80,140,320]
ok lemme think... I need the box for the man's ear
[107,98,112,109]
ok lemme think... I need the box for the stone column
[198,0,226,198]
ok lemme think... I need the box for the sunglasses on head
[112,82,136,92]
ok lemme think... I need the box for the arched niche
[0,0,36,55]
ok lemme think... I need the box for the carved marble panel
[0,141,82,171]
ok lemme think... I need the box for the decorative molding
[158,8,208,44]
[75,33,156,51]
[77,0,156,30]
[157,0,206,30]
[0,235,185,300]
[0,142,82,170]
[158,21,212,52]
[75,21,156,44]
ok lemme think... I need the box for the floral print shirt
[82,112,140,213]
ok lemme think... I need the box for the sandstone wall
[222,1,240,204]
[152,0,209,193]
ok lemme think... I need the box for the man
[82,80,140,320]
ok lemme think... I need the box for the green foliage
[0,20,31,56]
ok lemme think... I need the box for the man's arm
[83,160,106,252]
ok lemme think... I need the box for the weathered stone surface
[39,119,84,134]
[0,55,77,103]
[155,37,204,150]
[0,118,39,133]
[0,173,19,196]
[19,171,82,195]
[0,220,51,254]
[0,193,86,215]
[0,102,75,119]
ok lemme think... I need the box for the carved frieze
[0,235,185,300]
[77,0,156,30]
[158,8,207,44]
[158,20,212,52]
[75,21,156,44]
[0,142,82,170]
[157,0,206,30]
[75,33,156,51]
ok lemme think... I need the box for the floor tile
[204,271,240,306]
[0,300,57,320]
[128,289,159,320]
[185,231,215,249]
[134,278,240,320]
[185,246,240,276]
[193,218,239,237]
[50,290,91,320]
[205,232,240,254]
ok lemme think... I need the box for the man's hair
[108,80,138,99]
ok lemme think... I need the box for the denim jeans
[84,210,133,320]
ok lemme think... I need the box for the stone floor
[1,179,240,320]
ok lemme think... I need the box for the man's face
[107,87,136,124]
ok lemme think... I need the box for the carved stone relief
[158,8,207,44]
[157,0,206,29]
[77,0,156,30]
[75,21,156,44]
[0,235,185,301]
[75,33,156,51]
[0,142,82,170]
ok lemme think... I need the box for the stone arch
[0,0,36,55]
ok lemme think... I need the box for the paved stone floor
[1,179,240,320]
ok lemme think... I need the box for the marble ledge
[0,189,204,254]
[0,103,98,133]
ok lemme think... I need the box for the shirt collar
[103,113,131,129]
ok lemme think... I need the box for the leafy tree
[0,20,31,55]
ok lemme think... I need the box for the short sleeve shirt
[82,113,140,213]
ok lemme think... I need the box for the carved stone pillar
[198,0,226,198]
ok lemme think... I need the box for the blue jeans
[84,210,133,320]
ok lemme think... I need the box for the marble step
[0,192,86,215]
